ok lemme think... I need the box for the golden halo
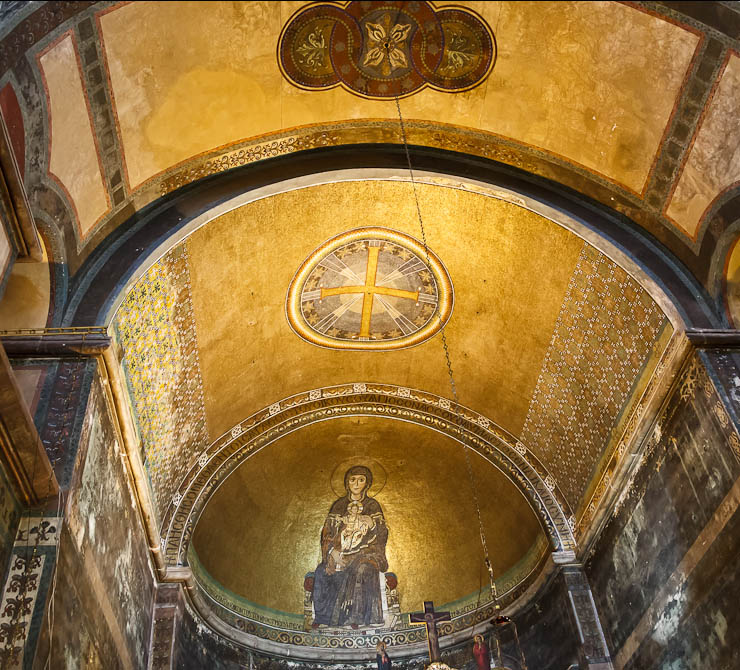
[330,457,387,498]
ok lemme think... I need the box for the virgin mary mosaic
[312,465,388,628]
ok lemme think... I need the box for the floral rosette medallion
[278,1,495,99]
[286,228,453,350]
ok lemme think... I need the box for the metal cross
[409,601,451,663]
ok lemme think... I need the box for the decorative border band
[162,384,576,570]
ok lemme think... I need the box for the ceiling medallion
[286,228,453,350]
[278,1,495,99]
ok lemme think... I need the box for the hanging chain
[393,96,498,607]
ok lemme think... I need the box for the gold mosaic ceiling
[31,0,729,259]
[26,0,707,639]
[1,0,736,651]
[112,178,671,625]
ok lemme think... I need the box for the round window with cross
[286,227,453,350]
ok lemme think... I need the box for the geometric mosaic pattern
[521,243,667,509]
[114,244,208,522]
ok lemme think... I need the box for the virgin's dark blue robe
[312,494,388,627]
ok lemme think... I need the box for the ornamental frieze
[161,384,577,569]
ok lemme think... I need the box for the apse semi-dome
[190,416,548,652]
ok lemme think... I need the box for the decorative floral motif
[0,517,58,667]
[296,28,327,72]
[439,32,475,75]
[279,1,494,99]
[714,401,730,428]
[363,16,411,74]
[680,359,700,400]
[730,431,740,462]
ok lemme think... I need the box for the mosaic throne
[303,571,402,631]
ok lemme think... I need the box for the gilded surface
[39,34,109,240]
[286,227,453,349]
[112,178,667,556]
[97,1,697,192]
[0,258,51,329]
[186,180,582,440]
[725,238,740,327]
[189,534,550,648]
[191,416,544,617]
[163,382,576,573]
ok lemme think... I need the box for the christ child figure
[340,500,372,553]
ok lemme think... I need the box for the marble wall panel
[8,367,42,417]
[34,372,155,669]
[585,352,740,669]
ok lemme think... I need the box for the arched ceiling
[95,0,690,194]
[110,178,673,534]
[0,0,737,300]
[0,0,735,658]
